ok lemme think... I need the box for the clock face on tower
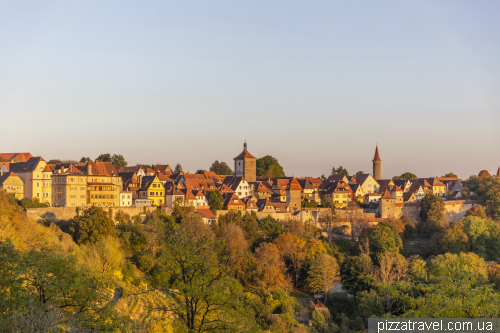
[236,170,242,176]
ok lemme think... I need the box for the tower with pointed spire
[233,141,257,182]
[372,145,382,181]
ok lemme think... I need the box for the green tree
[70,206,116,245]
[155,226,257,332]
[438,225,468,254]
[356,171,364,175]
[174,163,183,173]
[209,160,234,175]
[171,197,195,223]
[79,157,91,163]
[208,190,223,215]
[259,215,284,240]
[400,172,417,180]
[331,166,348,176]
[368,221,402,258]
[462,216,500,261]
[419,194,445,222]
[478,176,500,218]
[464,206,487,219]
[307,254,339,303]
[95,153,111,162]
[478,170,491,179]
[256,155,285,178]
[47,159,62,164]
[195,169,205,174]
[110,154,127,167]
[0,157,9,162]
[340,254,373,295]
[443,172,457,178]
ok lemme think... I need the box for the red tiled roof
[196,209,216,219]
[373,146,381,161]
[0,153,33,162]
[381,190,394,200]
[233,150,256,160]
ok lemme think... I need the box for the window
[36,182,40,188]
[238,192,241,195]
[234,199,238,203]
[81,195,85,199]
[150,191,154,196]
[37,174,40,178]
[71,186,76,191]
[70,195,76,199]
[81,186,85,190]
[237,206,242,210]
[71,203,75,207]
[17,186,21,190]
[102,179,106,182]
[153,184,157,188]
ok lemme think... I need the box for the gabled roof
[83,161,118,176]
[223,193,242,207]
[233,150,257,160]
[154,164,172,175]
[0,171,20,185]
[196,209,216,219]
[381,190,394,200]
[43,164,56,172]
[373,146,381,161]
[287,177,302,191]
[0,152,33,162]
[116,165,143,174]
[0,162,11,171]
[327,175,348,183]
[352,174,375,186]
[218,184,235,193]
[184,189,197,200]
[9,157,45,174]
[140,175,163,190]
[165,183,185,196]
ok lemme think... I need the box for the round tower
[372,145,382,181]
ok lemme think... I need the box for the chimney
[1,170,3,177]
[69,164,73,173]
[87,164,92,175]
[139,175,143,188]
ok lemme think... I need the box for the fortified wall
[385,200,480,224]
[26,206,156,223]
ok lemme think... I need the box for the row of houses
[0,150,481,213]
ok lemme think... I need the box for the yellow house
[138,175,165,206]
[52,162,121,207]
[9,156,52,205]
[0,171,24,199]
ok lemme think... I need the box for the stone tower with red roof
[234,142,257,182]
[372,145,382,181]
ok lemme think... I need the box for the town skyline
[3,142,497,180]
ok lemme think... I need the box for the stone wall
[215,209,292,222]
[392,200,479,224]
[27,206,157,223]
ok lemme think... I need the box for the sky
[1,0,499,179]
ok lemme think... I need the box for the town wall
[27,206,155,223]
[215,209,292,222]
[392,200,479,224]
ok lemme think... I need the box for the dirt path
[295,297,312,324]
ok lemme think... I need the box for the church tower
[372,145,382,181]
[234,142,257,182]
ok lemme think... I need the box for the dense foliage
[256,155,285,178]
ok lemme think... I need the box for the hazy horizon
[1,1,499,179]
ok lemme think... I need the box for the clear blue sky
[1,0,499,179]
